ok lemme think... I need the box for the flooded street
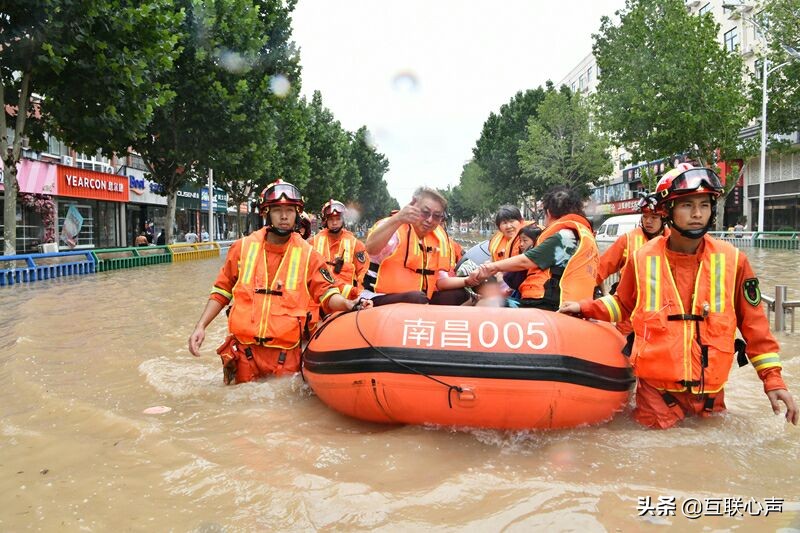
[1,248,799,531]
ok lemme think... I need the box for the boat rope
[353,309,463,409]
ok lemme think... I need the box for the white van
[595,214,641,243]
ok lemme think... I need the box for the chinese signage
[57,165,128,202]
[201,187,228,213]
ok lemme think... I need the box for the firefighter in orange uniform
[559,164,797,429]
[472,187,599,311]
[595,194,668,334]
[310,199,369,299]
[188,180,371,384]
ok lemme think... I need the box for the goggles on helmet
[262,182,302,204]
[322,200,346,217]
[659,168,723,200]
[636,195,658,213]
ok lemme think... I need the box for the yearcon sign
[57,165,128,202]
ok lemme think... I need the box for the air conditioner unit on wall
[687,0,700,8]
[742,43,755,56]
[61,155,73,166]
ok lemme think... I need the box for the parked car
[594,214,641,244]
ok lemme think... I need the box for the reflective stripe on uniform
[600,295,622,322]
[211,286,232,300]
[645,255,661,312]
[285,246,302,291]
[750,352,782,371]
[241,241,259,285]
[710,252,725,313]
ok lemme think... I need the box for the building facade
[559,0,799,230]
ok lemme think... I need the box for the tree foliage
[301,91,361,212]
[750,0,800,141]
[449,161,493,222]
[472,86,548,204]
[592,0,753,168]
[518,88,612,197]
[132,0,303,242]
[1,0,181,254]
[350,127,394,225]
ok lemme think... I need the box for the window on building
[586,66,593,83]
[698,3,711,15]
[571,81,577,92]
[724,28,739,52]
[579,75,586,91]
[45,133,68,157]
[754,59,763,80]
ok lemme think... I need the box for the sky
[291,0,625,205]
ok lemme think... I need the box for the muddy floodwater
[1,247,799,531]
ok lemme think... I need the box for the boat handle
[457,387,475,401]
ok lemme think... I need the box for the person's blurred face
[641,212,663,235]
[518,233,536,252]
[326,213,344,232]
[498,218,522,239]
[413,195,446,236]
[268,204,297,231]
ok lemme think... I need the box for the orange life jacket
[364,221,451,298]
[630,236,739,394]
[310,228,363,298]
[519,214,599,306]
[489,231,513,262]
[228,231,313,349]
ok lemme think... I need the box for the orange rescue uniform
[488,231,515,262]
[581,235,787,429]
[309,228,368,299]
[209,228,340,383]
[596,226,669,335]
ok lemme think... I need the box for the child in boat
[436,259,511,307]
[504,223,543,298]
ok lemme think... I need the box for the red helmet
[297,211,312,239]
[321,199,346,223]
[636,193,658,214]
[258,179,304,215]
[655,164,723,206]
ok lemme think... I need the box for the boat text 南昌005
[303,304,635,430]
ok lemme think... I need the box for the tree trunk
[3,164,18,255]
[2,70,32,255]
[165,190,177,244]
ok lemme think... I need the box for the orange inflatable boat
[303,304,634,430]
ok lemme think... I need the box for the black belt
[667,314,704,321]
[415,268,436,275]
[255,288,283,296]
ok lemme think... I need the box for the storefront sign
[177,187,201,209]
[127,168,167,205]
[57,165,128,202]
[201,187,229,213]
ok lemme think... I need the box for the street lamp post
[722,3,800,232]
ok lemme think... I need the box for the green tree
[1,0,180,254]
[518,88,612,198]
[351,127,395,225]
[453,160,493,224]
[751,0,800,140]
[593,0,751,166]
[133,0,301,243]
[472,86,548,205]
[303,91,360,213]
